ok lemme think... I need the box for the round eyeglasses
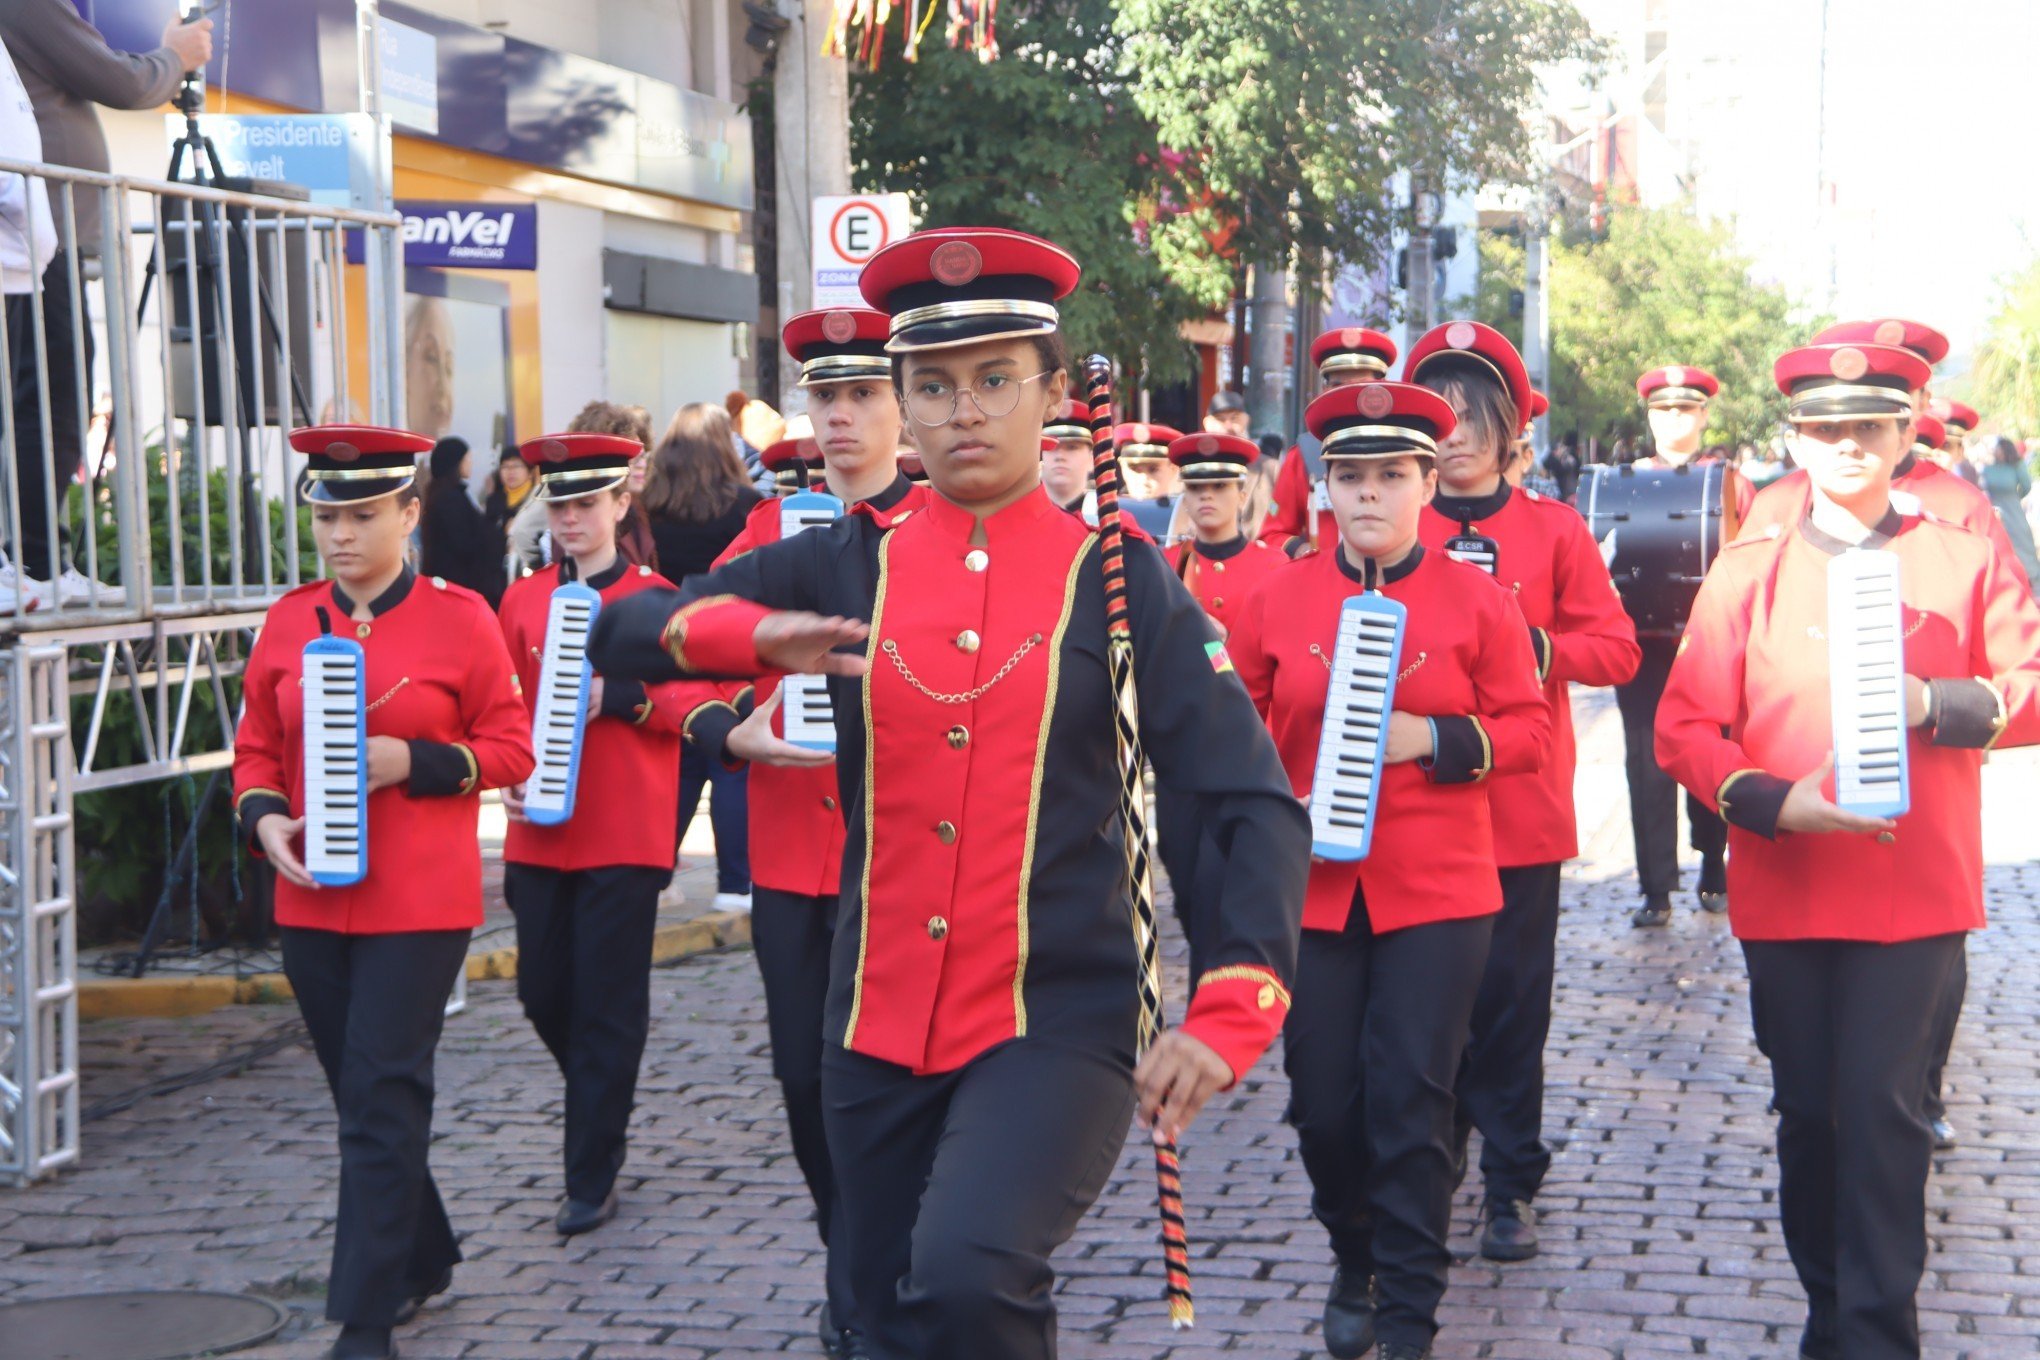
[904,370,1054,427]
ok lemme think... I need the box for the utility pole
[773,0,852,411]
[1406,174,1435,335]
[1246,252,1291,438]
[1521,179,1552,460]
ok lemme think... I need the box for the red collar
[918,482,1060,544]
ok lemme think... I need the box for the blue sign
[380,17,440,136]
[172,114,380,210]
[345,202,538,269]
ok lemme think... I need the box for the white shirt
[0,37,55,294]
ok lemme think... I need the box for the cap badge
[1445,321,1478,351]
[1830,347,1869,381]
[1665,366,1685,387]
[1132,423,1151,443]
[539,438,571,463]
[1358,384,1394,418]
[327,441,361,463]
[1874,320,1907,346]
[929,240,983,287]
[1340,327,1364,349]
[1197,434,1220,455]
[821,310,858,344]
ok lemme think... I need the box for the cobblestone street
[5,697,2039,1359]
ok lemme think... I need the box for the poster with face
[403,273,513,498]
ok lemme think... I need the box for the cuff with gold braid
[660,596,773,676]
[406,741,478,797]
[1717,767,1792,839]
[1181,965,1293,1087]
[1422,715,1492,784]
[1927,677,2007,750]
[235,788,291,856]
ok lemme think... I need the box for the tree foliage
[1466,206,1816,449]
[849,0,1212,383]
[1117,0,1600,284]
[1965,257,2040,436]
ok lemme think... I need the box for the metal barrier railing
[0,156,402,633]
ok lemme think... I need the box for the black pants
[503,863,664,1204]
[281,926,469,1327]
[752,887,854,1329]
[4,252,92,578]
[1153,783,1214,981]
[1922,943,1966,1125]
[1616,635,1727,898]
[1454,862,1561,1204]
[1743,933,1964,1360]
[823,1038,1136,1360]
[678,744,752,894]
[1283,905,1494,1349]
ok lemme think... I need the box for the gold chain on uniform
[882,633,1044,704]
[1310,644,1428,683]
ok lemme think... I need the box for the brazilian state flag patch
[1205,640,1234,674]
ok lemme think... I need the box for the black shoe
[1631,894,1672,928]
[1698,890,1727,914]
[325,1325,397,1360]
[1931,1117,1958,1150]
[555,1188,619,1237]
[1799,1305,1839,1359]
[1377,1344,1431,1360]
[819,1310,843,1356]
[836,1327,876,1360]
[1322,1265,1376,1359]
[1479,1198,1540,1262]
[391,1266,452,1327]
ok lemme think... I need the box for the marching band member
[762,434,821,492]
[497,433,690,1239]
[234,426,534,1360]
[1658,341,2040,1360]
[1618,365,1733,926]
[588,227,1308,1360]
[678,306,927,1357]
[1265,328,1398,551]
[1406,322,1639,1261]
[1929,395,1979,468]
[1156,430,1285,977]
[1228,380,1550,1360]
[1040,397,1094,517]
[1113,419,1183,538]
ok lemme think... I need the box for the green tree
[849,0,1214,383]
[1966,257,2040,436]
[1117,0,1601,296]
[1467,205,1815,449]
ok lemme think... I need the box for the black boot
[1479,1197,1540,1262]
[1631,893,1672,927]
[1931,1117,1958,1150]
[392,1266,453,1326]
[325,1325,396,1360]
[1322,1264,1376,1359]
[555,1188,619,1237]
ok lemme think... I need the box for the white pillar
[772,0,851,412]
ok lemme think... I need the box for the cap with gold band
[1813,318,1949,368]
[1404,320,1534,435]
[1636,364,1720,408]
[1773,343,1931,421]
[1307,381,1456,461]
[1928,396,1979,434]
[521,432,642,501]
[1311,327,1397,382]
[1528,388,1550,421]
[783,308,891,387]
[1167,431,1257,483]
[291,424,432,503]
[1113,421,1182,462]
[858,227,1081,354]
[761,436,820,491]
[1913,412,1947,455]
[1044,398,1092,442]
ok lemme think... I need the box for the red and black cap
[520,432,641,501]
[1812,318,1949,368]
[1311,326,1397,382]
[1636,365,1720,407]
[760,436,820,490]
[1113,421,1182,461]
[1528,389,1550,420]
[1167,431,1257,483]
[1044,398,1092,442]
[1773,343,1931,421]
[1404,320,1534,434]
[1928,396,1979,433]
[1307,381,1456,461]
[859,227,1081,354]
[290,424,432,503]
[1913,412,1947,454]
[783,308,891,387]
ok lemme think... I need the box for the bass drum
[1580,462,1745,637]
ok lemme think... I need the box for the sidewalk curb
[77,911,754,1021]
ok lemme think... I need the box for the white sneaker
[53,567,123,606]
[712,892,753,913]
[0,561,48,613]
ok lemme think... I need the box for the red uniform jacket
[1657,510,2040,942]
[233,571,534,933]
[499,560,689,871]
[1164,533,1286,637]
[589,485,1311,1084]
[1266,443,1338,550]
[1420,484,1640,865]
[1742,456,2022,578]
[681,474,928,898]
[1228,545,1552,934]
